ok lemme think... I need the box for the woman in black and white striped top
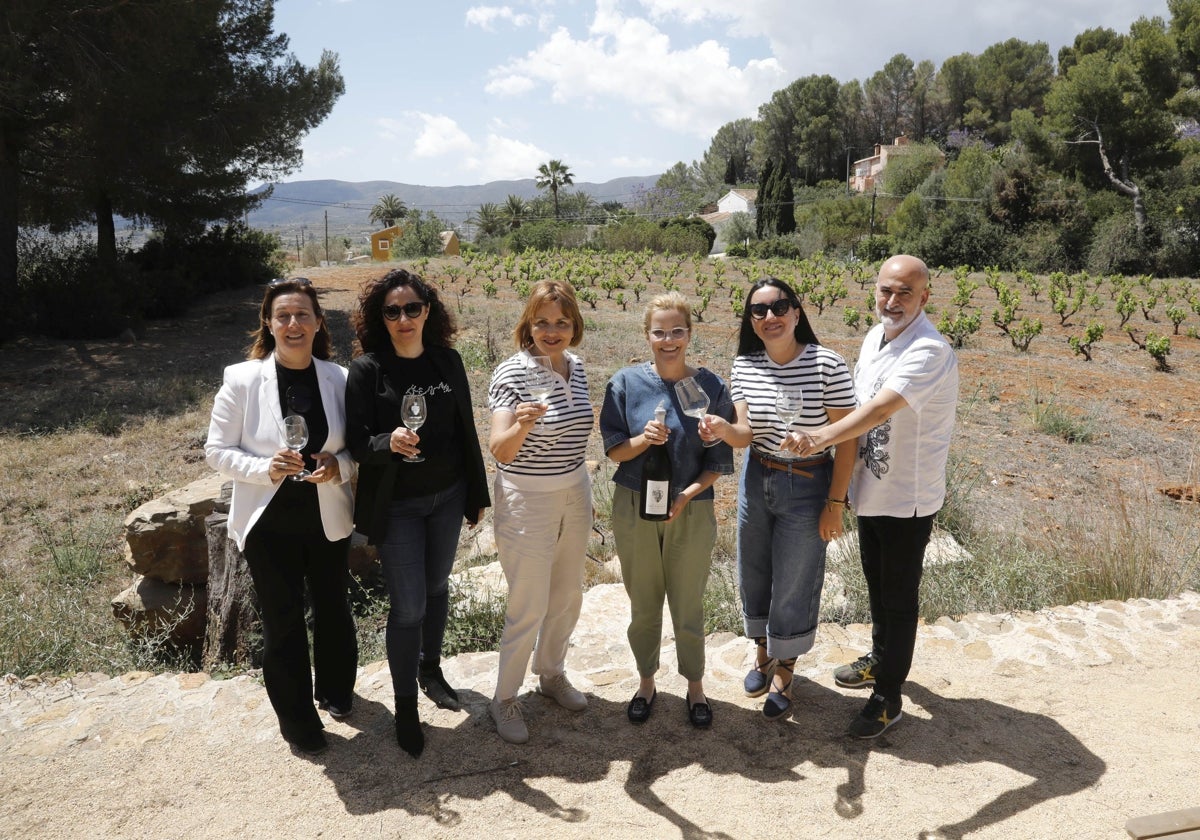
[703,277,856,721]
[485,280,594,744]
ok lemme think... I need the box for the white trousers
[492,469,592,700]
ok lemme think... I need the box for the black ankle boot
[395,695,424,758]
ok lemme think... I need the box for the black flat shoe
[687,699,712,729]
[317,697,352,719]
[627,689,656,724]
[284,729,328,755]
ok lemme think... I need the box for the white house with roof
[851,136,945,192]
[716,188,757,215]
[699,189,758,255]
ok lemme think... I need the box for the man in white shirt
[792,254,958,738]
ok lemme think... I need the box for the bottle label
[643,480,670,516]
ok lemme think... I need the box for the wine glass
[674,376,717,447]
[526,356,555,427]
[400,394,427,463]
[283,414,311,480]
[774,387,804,453]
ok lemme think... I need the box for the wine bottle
[639,400,672,521]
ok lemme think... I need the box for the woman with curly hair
[345,268,490,757]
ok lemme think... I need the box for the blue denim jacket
[600,363,735,500]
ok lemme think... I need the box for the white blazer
[205,355,357,551]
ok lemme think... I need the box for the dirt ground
[2,260,1199,839]
[3,587,1199,839]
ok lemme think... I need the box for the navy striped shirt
[730,345,856,455]
[488,350,593,479]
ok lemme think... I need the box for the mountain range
[245,176,654,240]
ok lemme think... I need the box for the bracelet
[825,498,847,506]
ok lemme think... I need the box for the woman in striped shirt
[486,280,595,744]
[704,277,856,720]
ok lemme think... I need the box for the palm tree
[469,202,507,238]
[535,159,574,220]
[501,194,528,231]
[369,193,407,228]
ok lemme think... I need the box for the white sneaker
[490,697,529,744]
[537,673,588,711]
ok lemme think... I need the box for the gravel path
[3,586,1198,840]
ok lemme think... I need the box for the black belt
[750,449,830,476]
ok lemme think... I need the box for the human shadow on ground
[308,677,1104,840]
[788,678,1106,840]
[313,687,805,838]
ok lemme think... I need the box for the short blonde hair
[513,280,586,349]
[642,291,692,332]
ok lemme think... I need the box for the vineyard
[0,251,1197,676]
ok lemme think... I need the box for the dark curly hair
[246,278,332,360]
[735,276,820,356]
[351,268,456,356]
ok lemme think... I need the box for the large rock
[123,474,228,584]
[110,575,207,661]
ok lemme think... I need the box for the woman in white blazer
[205,277,358,755]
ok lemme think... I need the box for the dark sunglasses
[749,299,795,319]
[383,302,427,321]
[269,277,312,287]
[286,384,312,414]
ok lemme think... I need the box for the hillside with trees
[641,1,1200,275]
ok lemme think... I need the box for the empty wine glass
[774,387,804,453]
[526,356,555,427]
[674,376,717,447]
[401,394,427,463]
[283,414,312,480]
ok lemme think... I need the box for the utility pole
[324,210,329,265]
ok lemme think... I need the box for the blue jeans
[737,456,831,660]
[378,479,467,701]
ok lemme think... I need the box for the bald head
[878,255,929,289]
[875,254,931,339]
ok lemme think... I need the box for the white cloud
[466,5,533,30]
[611,154,658,169]
[483,1,785,138]
[632,0,1168,83]
[464,134,551,181]
[409,113,476,158]
[487,74,537,96]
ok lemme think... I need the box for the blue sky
[272,0,1172,187]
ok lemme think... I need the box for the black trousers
[243,509,357,742]
[856,513,935,703]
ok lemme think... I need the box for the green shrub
[17,231,144,339]
[658,215,716,254]
[16,224,286,339]
[1086,215,1151,275]
[506,221,563,253]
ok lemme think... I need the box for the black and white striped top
[730,345,856,455]
[488,349,593,485]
